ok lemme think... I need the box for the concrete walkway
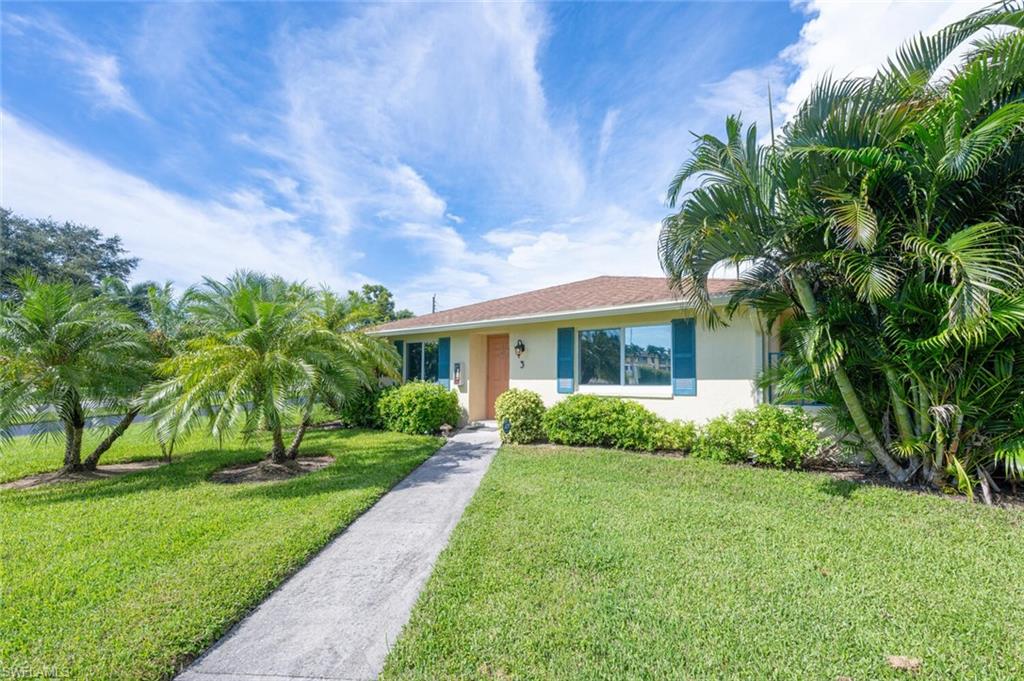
[178,424,500,681]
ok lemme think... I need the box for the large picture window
[405,341,439,381]
[624,325,672,386]
[579,328,620,385]
[579,324,671,387]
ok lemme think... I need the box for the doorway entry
[485,334,509,419]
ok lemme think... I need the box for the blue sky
[1,1,985,313]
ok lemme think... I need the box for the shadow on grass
[6,429,441,507]
[234,430,442,501]
[817,477,859,499]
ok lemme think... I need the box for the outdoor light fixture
[514,339,526,368]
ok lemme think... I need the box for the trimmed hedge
[541,394,695,452]
[494,389,546,444]
[378,381,461,435]
[692,404,819,469]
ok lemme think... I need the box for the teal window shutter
[671,318,696,396]
[394,340,405,381]
[556,327,574,393]
[437,337,451,388]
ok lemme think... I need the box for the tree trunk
[268,426,287,463]
[62,420,85,472]
[84,408,140,470]
[160,437,176,463]
[883,366,916,444]
[286,417,310,460]
[791,274,909,482]
[833,365,910,481]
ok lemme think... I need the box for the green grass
[0,422,177,483]
[1,426,442,680]
[383,446,1024,680]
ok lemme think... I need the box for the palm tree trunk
[160,437,176,463]
[61,396,86,472]
[83,408,139,469]
[268,426,287,463]
[791,274,909,482]
[286,417,310,460]
[62,420,84,472]
[883,366,916,444]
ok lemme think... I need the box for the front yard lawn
[383,446,1024,680]
[1,427,441,680]
[0,422,171,484]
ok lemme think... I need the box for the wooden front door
[486,334,509,419]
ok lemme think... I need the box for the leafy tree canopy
[0,208,138,299]
[344,284,413,328]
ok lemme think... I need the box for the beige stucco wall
[385,308,766,424]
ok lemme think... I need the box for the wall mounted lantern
[513,339,526,368]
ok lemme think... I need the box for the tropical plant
[99,276,160,317]
[143,272,399,464]
[0,274,152,471]
[660,2,1024,497]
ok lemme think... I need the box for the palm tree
[0,274,153,472]
[143,272,399,464]
[99,276,160,317]
[660,2,1024,491]
[139,282,191,460]
[284,288,400,457]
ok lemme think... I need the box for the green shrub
[693,405,819,468]
[747,404,820,468]
[377,381,461,435]
[542,394,695,452]
[494,389,546,444]
[337,384,386,428]
[692,414,750,463]
[656,419,698,452]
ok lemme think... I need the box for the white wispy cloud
[779,0,992,120]
[4,13,146,118]
[271,3,586,235]
[2,111,364,291]
[597,108,620,169]
[697,63,789,135]
[261,3,618,311]
[697,1,992,134]
[4,2,991,317]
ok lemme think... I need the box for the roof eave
[366,295,734,336]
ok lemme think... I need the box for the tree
[285,288,401,456]
[143,272,399,464]
[659,3,1024,495]
[99,277,160,317]
[0,209,138,299]
[344,284,413,328]
[0,275,153,472]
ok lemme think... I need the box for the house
[369,276,776,424]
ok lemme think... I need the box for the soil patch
[210,456,334,484]
[1,460,168,491]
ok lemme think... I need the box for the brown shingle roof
[371,276,735,333]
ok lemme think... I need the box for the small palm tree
[0,274,153,471]
[144,272,398,464]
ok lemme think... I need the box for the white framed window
[578,324,671,387]
[405,341,439,381]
